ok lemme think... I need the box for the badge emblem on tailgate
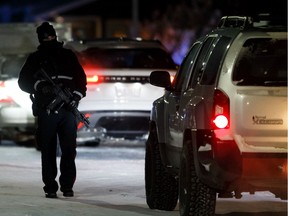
[253,116,283,125]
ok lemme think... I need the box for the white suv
[65,39,177,146]
[145,16,287,215]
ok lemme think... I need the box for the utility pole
[131,0,139,38]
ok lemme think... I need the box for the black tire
[145,127,178,211]
[179,138,216,216]
[272,188,288,200]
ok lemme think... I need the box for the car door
[180,35,233,130]
[167,35,233,168]
[167,36,218,150]
[163,42,202,150]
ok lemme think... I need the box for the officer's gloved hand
[37,82,53,94]
[67,94,81,111]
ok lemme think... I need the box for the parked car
[145,15,287,215]
[65,38,178,146]
[0,54,36,145]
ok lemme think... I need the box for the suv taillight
[170,75,175,84]
[87,75,100,84]
[83,67,101,84]
[211,89,230,129]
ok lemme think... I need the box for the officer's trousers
[36,108,77,193]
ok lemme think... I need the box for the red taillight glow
[213,115,229,129]
[170,75,175,84]
[77,113,91,129]
[83,67,101,84]
[0,96,13,103]
[0,81,14,104]
[87,75,99,84]
[212,89,230,129]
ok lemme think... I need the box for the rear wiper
[264,81,287,86]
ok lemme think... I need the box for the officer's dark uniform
[18,22,87,198]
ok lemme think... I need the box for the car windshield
[79,47,177,69]
[0,54,27,80]
[233,38,287,86]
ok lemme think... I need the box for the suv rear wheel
[145,125,178,211]
[179,138,216,216]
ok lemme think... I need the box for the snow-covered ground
[0,143,287,216]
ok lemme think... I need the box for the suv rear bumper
[225,153,287,199]
[241,153,287,188]
[195,130,287,194]
[77,110,150,145]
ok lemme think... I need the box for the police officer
[18,22,87,198]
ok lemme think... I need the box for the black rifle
[39,67,90,128]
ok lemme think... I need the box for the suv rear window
[79,48,177,69]
[233,38,287,86]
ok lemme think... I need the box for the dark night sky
[0,0,286,23]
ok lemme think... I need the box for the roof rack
[217,16,253,29]
[217,14,287,29]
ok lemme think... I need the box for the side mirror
[149,71,171,88]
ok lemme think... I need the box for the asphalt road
[0,141,287,216]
